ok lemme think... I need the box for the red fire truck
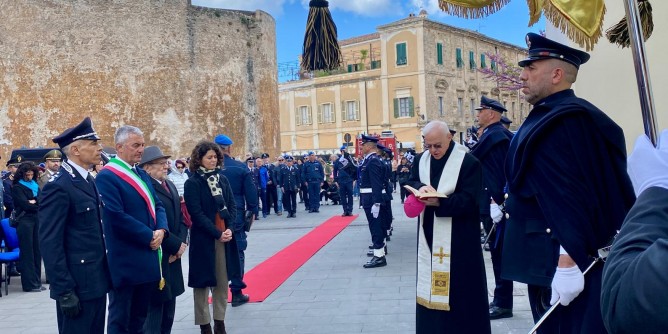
[354,131,398,160]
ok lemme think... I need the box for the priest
[407,120,490,333]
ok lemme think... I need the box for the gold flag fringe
[301,0,342,72]
[542,1,605,51]
[606,0,653,48]
[437,0,510,19]
[527,0,544,26]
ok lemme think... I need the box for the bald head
[422,121,450,137]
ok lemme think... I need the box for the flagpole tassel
[301,0,342,72]
[542,1,606,51]
[438,0,510,19]
[527,0,544,26]
[606,0,653,48]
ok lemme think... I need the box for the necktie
[162,181,171,195]
[132,167,139,176]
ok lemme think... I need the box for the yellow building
[279,11,527,156]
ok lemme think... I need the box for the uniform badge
[62,162,76,178]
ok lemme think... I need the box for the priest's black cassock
[408,141,491,334]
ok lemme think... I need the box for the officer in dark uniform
[470,95,514,320]
[359,135,386,268]
[262,153,280,216]
[38,117,111,333]
[246,157,260,220]
[375,144,394,246]
[500,115,512,130]
[214,134,258,306]
[502,33,635,333]
[333,145,356,217]
[298,155,309,210]
[279,156,301,218]
[301,152,324,213]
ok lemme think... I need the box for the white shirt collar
[115,157,134,169]
[67,160,89,180]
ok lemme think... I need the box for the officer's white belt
[360,188,386,194]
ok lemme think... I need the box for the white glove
[550,266,584,306]
[628,129,668,196]
[490,203,503,223]
[371,204,380,218]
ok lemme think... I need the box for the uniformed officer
[301,152,324,213]
[500,115,512,130]
[359,135,386,268]
[502,33,635,333]
[38,149,63,190]
[333,145,356,217]
[262,153,280,216]
[37,117,111,333]
[246,157,261,220]
[374,144,393,248]
[470,95,514,320]
[279,156,301,218]
[214,134,258,307]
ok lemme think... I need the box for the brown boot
[214,320,227,334]
[200,324,213,334]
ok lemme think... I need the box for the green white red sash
[416,143,466,311]
[103,157,156,223]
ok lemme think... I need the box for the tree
[478,52,522,91]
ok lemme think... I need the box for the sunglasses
[424,143,444,150]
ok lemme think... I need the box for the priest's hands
[417,185,440,206]
[628,129,668,196]
[550,265,584,306]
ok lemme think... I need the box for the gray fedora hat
[139,146,171,167]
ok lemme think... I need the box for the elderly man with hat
[469,95,515,320]
[333,145,356,217]
[300,151,324,213]
[358,135,387,268]
[38,117,112,333]
[137,146,188,333]
[214,134,257,306]
[37,149,63,190]
[501,33,635,333]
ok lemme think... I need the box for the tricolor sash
[416,143,467,311]
[103,158,157,224]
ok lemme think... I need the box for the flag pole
[623,0,658,145]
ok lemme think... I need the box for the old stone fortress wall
[0,0,280,160]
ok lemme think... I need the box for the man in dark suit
[333,145,356,217]
[138,146,187,334]
[96,125,169,334]
[38,117,112,333]
[358,135,386,269]
[215,134,258,307]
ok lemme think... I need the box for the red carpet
[225,214,357,303]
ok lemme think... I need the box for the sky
[192,0,545,81]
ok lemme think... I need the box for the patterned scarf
[197,166,222,198]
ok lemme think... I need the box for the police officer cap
[245,157,255,163]
[475,96,507,113]
[376,143,386,151]
[518,33,590,69]
[449,129,456,135]
[308,151,315,156]
[52,117,101,149]
[6,157,19,167]
[500,115,513,124]
[43,149,63,161]
[285,156,294,162]
[340,145,347,151]
[383,147,393,157]
[361,134,379,144]
[214,134,233,146]
[261,153,269,159]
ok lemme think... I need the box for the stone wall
[0,0,279,161]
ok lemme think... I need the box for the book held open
[403,185,448,199]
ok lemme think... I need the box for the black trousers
[107,281,155,334]
[16,218,41,291]
[143,297,176,334]
[339,181,354,213]
[266,184,279,213]
[363,207,385,250]
[300,184,309,210]
[490,223,513,309]
[283,189,297,215]
[57,295,107,334]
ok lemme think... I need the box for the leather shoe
[231,293,250,307]
[363,256,387,268]
[489,306,513,320]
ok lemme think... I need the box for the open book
[403,185,448,199]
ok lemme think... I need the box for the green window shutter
[456,48,463,68]
[491,59,497,71]
[437,43,443,65]
[480,54,486,68]
[347,64,353,72]
[396,43,407,65]
[393,98,399,118]
[469,51,476,69]
[408,97,415,117]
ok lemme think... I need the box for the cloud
[191,0,293,17]
[300,0,402,17]
[408,0,449,17]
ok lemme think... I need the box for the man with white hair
[406,120,490,333]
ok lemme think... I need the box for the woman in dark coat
[184,141,237,334]
[12,162,44,292]
[396,157,411,203]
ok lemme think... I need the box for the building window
[480,54,486,68]
[457,97,463,116]
[438,96,444,116]
[393,97,414,118]
[491,59,497,71]
[396,42,407,66]
[437,43,443,65]
[512,101,516,116]
[370,60,381,69]
[470,98,475,118]
[342,100,359,121]
[456,48,463,68]
[318,103,334,123]
[297,106,311,125]
[469,51,476,70]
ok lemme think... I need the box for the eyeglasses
[424,143,444,150]
[176,166,185,169]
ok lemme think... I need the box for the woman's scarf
[19,179,39,197]
[197,166,222,198]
